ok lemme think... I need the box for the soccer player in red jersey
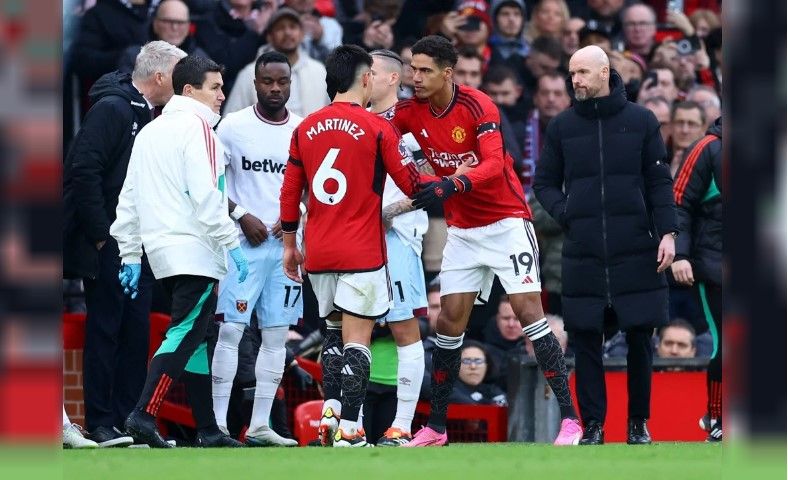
[396,35,582,446]
[279,45,421,448]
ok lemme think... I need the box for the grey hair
[132,40,187,82]
[687,84,721,108]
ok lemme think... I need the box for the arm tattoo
[382,198,417,223]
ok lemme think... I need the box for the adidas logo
[522,276,534,284]
[323,347,342,356]
[341,365,355,375]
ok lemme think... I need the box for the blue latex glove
[118,263,142,299]
[229,246,249,283]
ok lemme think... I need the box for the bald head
[568,46,610,100]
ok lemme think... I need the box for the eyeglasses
[623,21,655,29]
[461,357,486,366]
[156,17,190,28]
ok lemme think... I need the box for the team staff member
[534,46,678,445]
[111,55,248,448]
[63,40,186,447]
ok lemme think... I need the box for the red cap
[456,0,492,32]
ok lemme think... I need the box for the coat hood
[88,71,146,106]
[707,116,722,138]
[566,68,629,119]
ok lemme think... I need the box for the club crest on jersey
[236,300,248,313]
[451,126,466,143]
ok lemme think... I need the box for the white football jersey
[217,105,303,231]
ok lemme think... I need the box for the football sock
[427,333,464,434]
[321,319,343,415]
[249,326,288,432]
[524,319,577,419]
[392,341,424,433]
[210,322,245,429]
[338,343,371,435]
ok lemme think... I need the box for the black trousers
[571,323,654,424]
[82,238,153,431]
[362,382,398,443]
[134,275,217,429]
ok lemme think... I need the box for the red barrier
[569,371,707,442]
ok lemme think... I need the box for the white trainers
[63,424,99,449]
[318,407,340,446]
[244,426,298,447]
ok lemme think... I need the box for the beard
[575,85,599,101]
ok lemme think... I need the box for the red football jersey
[393,84,531,228]
[280,102,420,273]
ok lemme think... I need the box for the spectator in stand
[655,319,696,359]
[637,64,679,105]
[71,0,159,95]
[341,0,401,51]
[561,16,585,58]
[453,46,484,89]
[704,27,722,93]
[284,0,343,63]
[223,8,330,116]
[118,0,210,74]
[483,65,528,146]
[63,41,187,448]
[524,0,570,44]
[193,0,273,94]
[609,49,645,101]
[689,9,720,39]
[643,96,672,145]
[514,35,563,93]
[520,72,571,190]
[579,0,624,42]
[450,1,494,69]
[620,3,657,60]
[448,341,508,407]
[396,37,417,99]
[578,23,612,52]
[489,0,528,64]
[669,101,705,176]
[686,85,721,129]
[482,296,524,386]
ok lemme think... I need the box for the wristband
[230,205,248,221]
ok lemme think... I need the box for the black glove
[412,175,469,209]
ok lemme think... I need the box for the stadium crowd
[62,0,722,449]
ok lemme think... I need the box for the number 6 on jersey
[312,148,347,205]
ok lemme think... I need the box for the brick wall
[63,349,84,425]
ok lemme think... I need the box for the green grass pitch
[63,442,722,480]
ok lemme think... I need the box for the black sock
[321,324,343,406]
[340,343,371,423]
[183,371,218,431]
[527,321,577,420]
[427,334,463,434]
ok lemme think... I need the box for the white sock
[392,341,424,433]
[63,405,70,427]
[248,326,289,432]
[211,322,245,429]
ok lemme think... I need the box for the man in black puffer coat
[534,46,677,446]
[671,116,722,442]
[63,41,185,446]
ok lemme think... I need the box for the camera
[676,38,695,55]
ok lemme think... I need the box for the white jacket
[111,95,240,281]
[223,47,330,117]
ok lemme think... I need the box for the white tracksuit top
[111,95,240,281]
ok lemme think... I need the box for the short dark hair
[456,45,484,64]
[255,51,291,76]
[324,45,372,100]
[172,55,224,95]
[535,71,565,92]
[483,64,520,86]
[672,100,706,125]
[658,318,697,344]
[530,35,564,62]
[411,35,458,69]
